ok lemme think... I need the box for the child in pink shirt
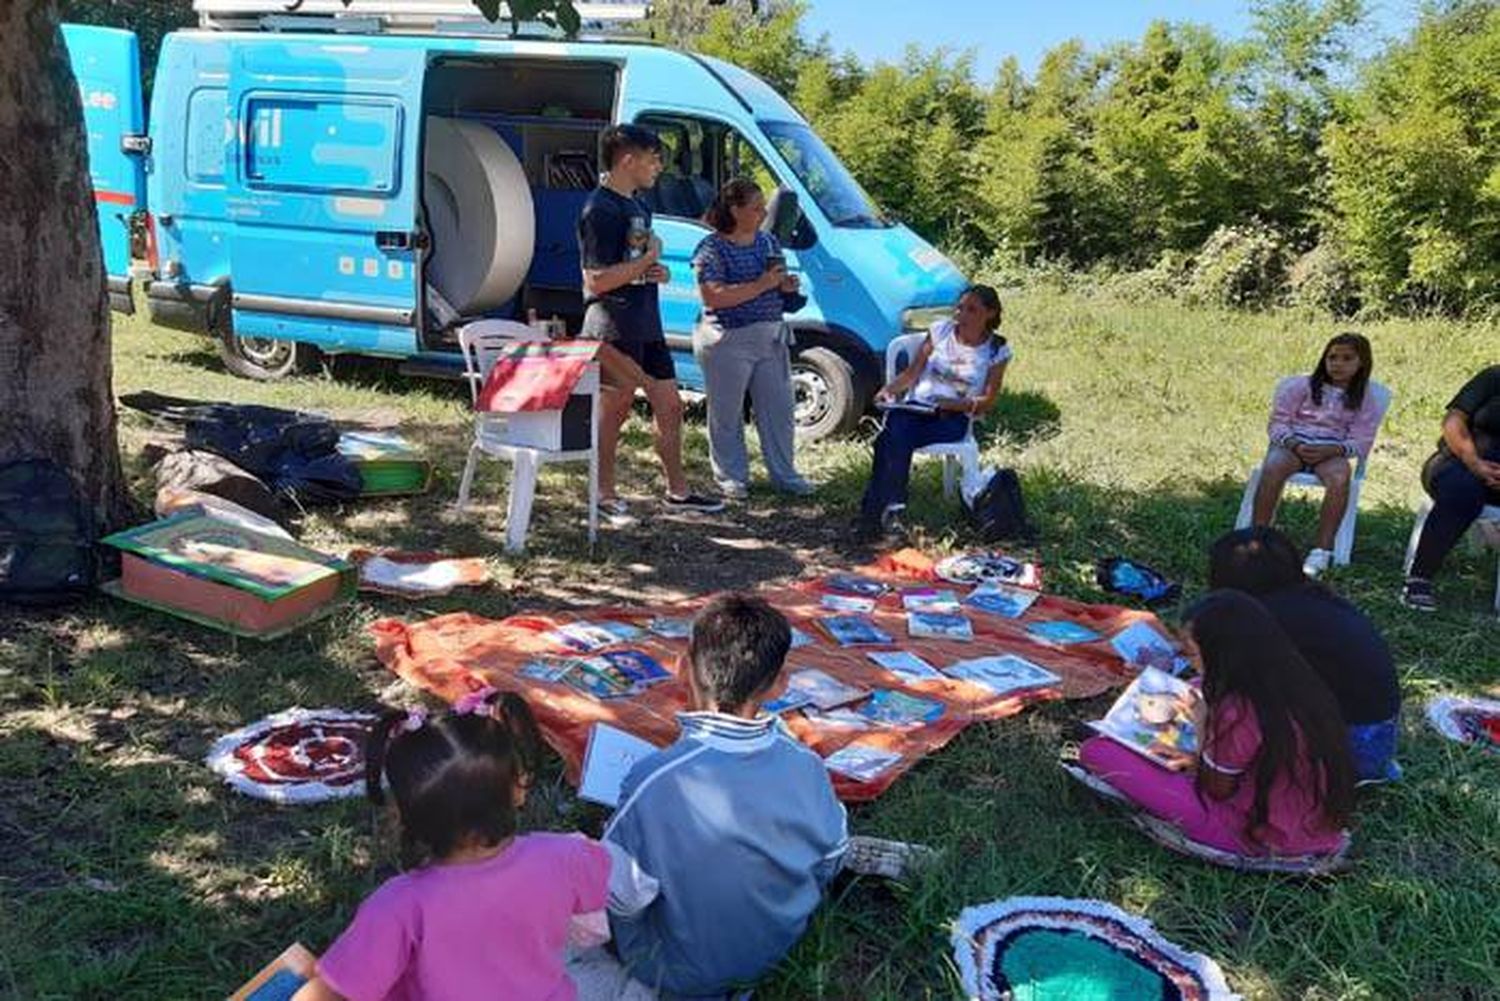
[1079,590,1355,861]
[1251,332,1385,577]
[292,691,613,1001]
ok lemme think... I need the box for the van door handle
[376,230,413,250]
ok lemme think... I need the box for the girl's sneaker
[663,491,725,514]
[1302,547,1333,578]
[1400,577,1437,612]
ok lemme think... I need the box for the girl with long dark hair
[1250,332,1384,577]
[1078,590,1355,860]
[691,177,812,500]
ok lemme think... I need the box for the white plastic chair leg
[1235,465,1262,531]
[942,455,958,500]
[456,443,481,514]
[1332,478,1361,566]
[1403,499,1433,576]
[504,450,541,554]
[586,447,599,548]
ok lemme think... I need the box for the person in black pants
[1402,365,1500,612]
[1209,527,1402,784]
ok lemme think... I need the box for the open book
[1088,667,1202,771]
[230,943,317,1001]
[579,723,661,808]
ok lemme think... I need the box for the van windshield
[760,121,891,229]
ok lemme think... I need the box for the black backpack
[963,468,1035,543]
[0,459,97,606]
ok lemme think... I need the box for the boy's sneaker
[1400,577,1437,612]
[715,479,749,501]
[664,491,725,514]
[600,497,637,528]
[1302,547,1333,578]
[775,476,817,497]
[881,506,908,541]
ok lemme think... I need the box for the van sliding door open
[225,40,425,356]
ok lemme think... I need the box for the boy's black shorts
[611,338,677,383]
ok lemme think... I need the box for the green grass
[3,290,1498,1000]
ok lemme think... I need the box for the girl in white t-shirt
[856,285,1012,541]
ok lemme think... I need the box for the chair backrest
[885,332,927,383]
[457,320,546,405]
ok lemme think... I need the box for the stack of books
[336,430,433,497]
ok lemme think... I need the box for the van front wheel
[791,346,862,442]
[218,329,308,381]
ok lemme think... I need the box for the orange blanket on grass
[370,550,1157,802]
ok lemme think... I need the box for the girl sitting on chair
[854,284,1011,543]
[1250,332,1383,578]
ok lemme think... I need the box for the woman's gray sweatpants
[692,319,800,488]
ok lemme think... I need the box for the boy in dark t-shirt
[578,124,723,521]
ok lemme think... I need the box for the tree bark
[0,0,130,533]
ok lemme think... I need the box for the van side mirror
[763,188,800,242]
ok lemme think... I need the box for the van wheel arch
[787,324,880,442]
[211,294,314,381]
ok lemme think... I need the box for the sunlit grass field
[2,289,1496,999]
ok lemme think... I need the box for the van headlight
[901,305,954,333]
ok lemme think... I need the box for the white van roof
[193,0,649,33]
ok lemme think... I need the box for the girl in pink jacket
[1250,333,1383,576]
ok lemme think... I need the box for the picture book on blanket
[821,593,877,614]
[824,572,891,597]
[579,723,661,807]
[943,654,1061,697]
[823,743,904,783]
[866,650,944,681]
[1025,619,1102,646]
[645,616,693,640]
[857,690,945,726]
[818,614,893,647]
[765,668,871,713]
[963,582,1039,619]
[1109,620,1191,675]
[907,611,974,641]
[1089,667,1202,771]
[901,588,961,613]
[545,620,645,653]
[230,942,317,1001]
[518,651,667,700]
[790,626,816,649]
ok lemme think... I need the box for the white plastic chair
[1404,501,1500,613]
[456,320,599,554]
[884,332,980,500]
[1233,380,1393,566]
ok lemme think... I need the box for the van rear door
[60,25,147,315]
[225,40,425,354]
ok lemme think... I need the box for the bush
[1287,241,1360,317]
[1102,251,1194,302]
[1183,223,1290,309]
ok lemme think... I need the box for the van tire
[218,328,309,381]
[791,346,861,442]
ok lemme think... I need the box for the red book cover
[476,340,600,413]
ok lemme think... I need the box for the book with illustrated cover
[545,620,645,653]
[901,588,961,613]
[1109,620,1191,674]
[856,690,945,726]
[943,654,1061,696]
[517,653,656,700]
[578,723,661,807]
[645,616,693,640]
[768,668,870,712]
[866,650,944,681]
[818,615,893,647]
[824,572,890,597]
[790,627,815,649]
[823,743,904,782]
[596,650,672,688]
[1088,667,1202,771]
[907,611,974,641]
[763,687,814,714]
[801,706,873,730]
[821,593,876,613]
[964,582,1040,619]
[336,430,432,497]
[1025,620,1103,646]
[230,943,317,1001]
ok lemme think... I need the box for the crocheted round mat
[952,896,1239,1001]
[206,708,375,804]
[933,552,1042,588]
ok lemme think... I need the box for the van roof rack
[193,1,650,34]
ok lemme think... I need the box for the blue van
[64,2,968,439]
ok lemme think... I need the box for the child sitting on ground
[603,593,849,998]
[292,691,620,1001]
[1251,332,1384,578]
[1078,589,1355,861]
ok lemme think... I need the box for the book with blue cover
[818,614,893,647]
[964,582,1040,619]
[907,611,974,641]
[1025,620,1102,646]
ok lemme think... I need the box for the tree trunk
[0,0,130,533]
